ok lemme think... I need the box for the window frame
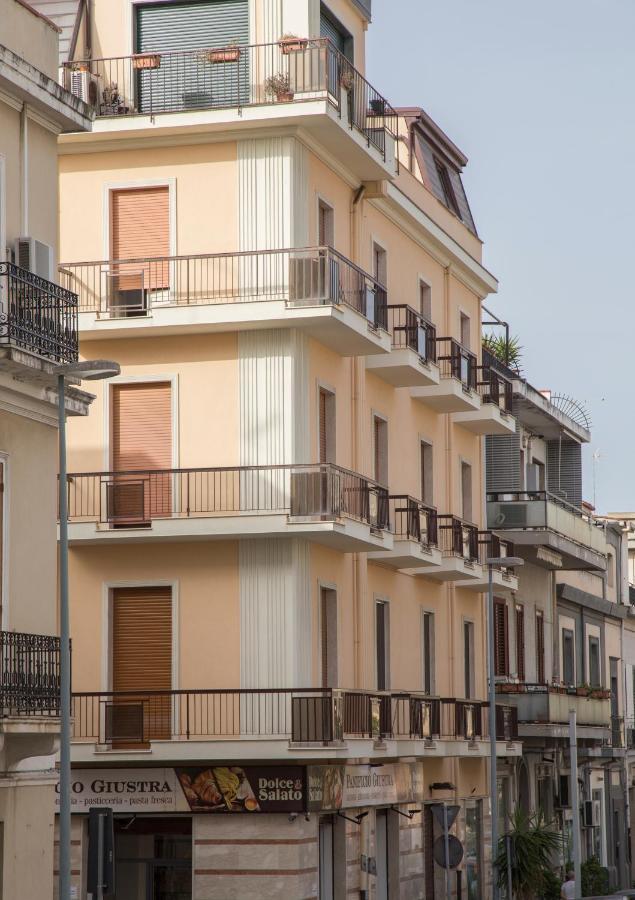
[421,610,435,695]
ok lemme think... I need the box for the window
[607,550,615,589]
[320,588,338,689]
[420,440,433,506]
[460,312,471,349]
[373,242,387,286]
[434,158,461,217]
[515,605,525,681]
[318,388,336,464]
[319,817,335,900]
[537,777,553,820]
[461,461,473,522]
[373,415,388,486]
[588,636,600,688]
[419,279,432,320]
[494,599,509,677]
[562,628,575,685]
[536,611,545,684]
[318,199,334,247]
[376,600,390,690]
[422,612,434,694]
[464,801,482,900]
[464,621,475,698]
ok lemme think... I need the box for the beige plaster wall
[2,0,59,79]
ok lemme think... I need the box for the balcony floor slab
[453,405,516,435]
[366,351,440,387]
[423,556,484,583]
[369,540,443,571]
[411,378,480,413]
[455,569,519,596]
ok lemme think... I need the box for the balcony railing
[477,363,513,413]
[437,515,479,562]
[436,337,477,390]
[63,39,397,159]
[59,246,388,329]
[64,463,389,530]
[1,631,61,717]
[70,687,517,745]
[0,263,78,364]
[389,495,437,547]
[478,531,516,571]
[386,305,436,361]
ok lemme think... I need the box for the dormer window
[434,158,461,217]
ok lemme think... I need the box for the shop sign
[59,766,305,814]
[307,762,424,811]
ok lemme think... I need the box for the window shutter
[112,586,172,740]
[374,417,387,485]
[494,599,508,677]
[536,612,545,684]
[111,187,170,291]
[319,389,328,465]
[515,606,525,681]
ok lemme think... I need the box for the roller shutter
[494,599,509,677]
[320,9,346,53]
[112,586,172,741]
[546,438,582,507]
[135,0,249,113]
[515,605,525,681]
[111,186,170,293]
[485,430,521,494]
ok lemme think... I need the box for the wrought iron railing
[477,363,513,413]
[59,246,388,329]
[62,39,397,158]
[0,631,61,716]
[63,463,389,530]
[437,515,479,561]
[386,305,436,361]
[0,263,78,364]
[70,687,517,745]
[389,495,437,547]
[478,531,516,572]
[436,337,477,390]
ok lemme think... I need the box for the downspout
[351,184,365,688]
[443,264,455,699]
[20,104,28,236]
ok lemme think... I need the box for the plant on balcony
[264,72,294,102]
[279,33,308,54]
[132,53,161,70]
[495,808,563,900]
[204,42,241,64]
[482,332,523,373]
[576,683,592,697]
[581,856,609,897]
[339,65,354,91]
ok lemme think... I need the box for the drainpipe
[20,104,28,236]
[443,266,456,698]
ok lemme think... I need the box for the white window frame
[316,194,335,247]
[371,410,389,487]
[374,595,391,691]
[317,580,339,689]
[102,177,177,260]
[421,609,435,694]
[316,380,337,465]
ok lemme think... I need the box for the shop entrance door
[375,808,388,900]
[114,817,192,900]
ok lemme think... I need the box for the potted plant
[369,97,386,116]
[339,66,354,91]
[576,683,591,697]
[279,33,308,54]
[264,72,294,102]
[205,41,241,64]
[132,53,161,70]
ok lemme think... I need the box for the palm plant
[482,332,523,372]
[495,808,563,900]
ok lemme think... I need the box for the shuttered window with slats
[515,605,525,682]
[536,611,545,684]
[494,599,509,677]
[112,586,172,740]
[110,186,170,293]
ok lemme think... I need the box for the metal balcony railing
[59,246,388,329]
[0,263,78,364]
[388,495,437,547]
[0,631,61,717]
[478,531,516,572]
[435,337,477,390]
[386,305,436,361]
[437,515,479,562]
[63,463,390,531]
[70,687,518,745]
[477,363,513,413]
[62,39,397,159]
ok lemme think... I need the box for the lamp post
[57,360,120,900]
[486,554,523,900]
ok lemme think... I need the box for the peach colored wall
[58,143,238,264]
[307,154,353,254]
[69,541,240,692]
[3,0,59,79]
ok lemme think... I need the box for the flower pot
[576,687,589,697]
[276,90,294,102]
[132,54,161,70]
[280,38,308,54]
[369,98,386,116]
[206,47,241,64]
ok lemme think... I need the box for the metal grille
[0,631,61,716]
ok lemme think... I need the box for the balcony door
[111,586,172,744]
[320,587,338,689]
[110,381,173,524]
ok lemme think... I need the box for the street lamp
[486,554,523,900]
[57,360,120,900]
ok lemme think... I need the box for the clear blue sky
[368,0,635,513]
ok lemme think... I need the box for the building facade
[0,1,92,896]
[52,1,522,897]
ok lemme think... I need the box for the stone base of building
[0,770,57,898]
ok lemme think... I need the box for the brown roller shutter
[515,605,525,682]
[319,389,327,464]
[111,186,170,291]
[536,611,545,684]
[112,586,172,741]
[111,382,172,522]
[494,599,509,677]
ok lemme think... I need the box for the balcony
[64,463,392,552]
[426,515,484,583]
[62,40,397,178]
[411,338,480,413]
[0,262,78,365]
[496,683,611,742]
[487,491,606,571]
[59,247,391,356]
[70,688,519,761]
[369,495,441,570]
[455,533,519,595]
[366,305,439,386]
[453,363,516,435]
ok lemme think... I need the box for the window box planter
[576,687,590,697]
[132,54,161,70]
[279,37,308,54]
[205,47,241,64]
[497,683,519,693]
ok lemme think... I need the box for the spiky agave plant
[482,333,523,372]
[495,808,564,900]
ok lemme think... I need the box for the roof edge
[13,0,61,32]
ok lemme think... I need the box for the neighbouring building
[50,0,524,897]
[0,1,92,896]
[485,342,631,889]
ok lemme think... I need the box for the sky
[367,0,635,513]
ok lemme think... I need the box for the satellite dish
[549,394,592,430]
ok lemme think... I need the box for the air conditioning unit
[14,237,53,281]
[493,503,529,528]
[69,69,100,106]
[582,800,598,828]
